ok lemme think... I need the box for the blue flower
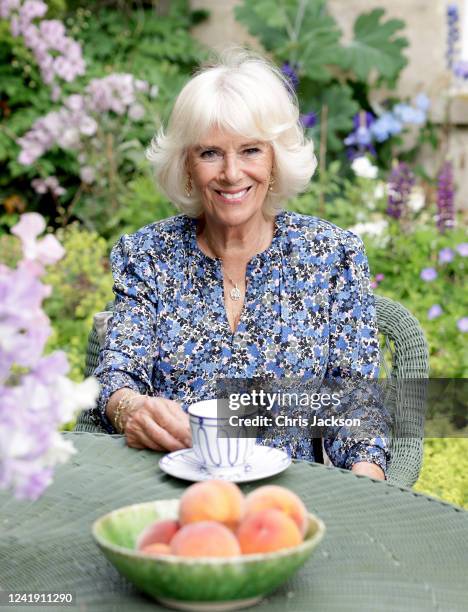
[393,103,426,125]
[370,113,402,142]
[344,125,372,147]
[414,93,430,112]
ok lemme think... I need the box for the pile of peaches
[137,480,309,558]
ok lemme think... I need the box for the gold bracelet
[114,390,139,434]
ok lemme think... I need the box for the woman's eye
[244,147,260,155]
[200,150,219,160]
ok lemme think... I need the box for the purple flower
[420,267,438,282]
[344,111,376,155]
[300,112,317,128]
[427,304,443,320]
[436,161,455,232]
[438,247,454,264]
[17,74,150,165]
[0,213,99,501]
[457,317,468,332]
[2,1,86,101]
[456,243,468,256]
[446,4,459,69]
[281,62,299,90]
[14,466,54,501]
[453,60,468,79]
[375,273,385,282]
[386,162,415,219]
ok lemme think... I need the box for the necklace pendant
[230,285,241,301]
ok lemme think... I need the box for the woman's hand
[351,461,385,480]
[123,395,192,452]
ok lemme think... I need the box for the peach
[244,485,308,536]
[237,508,302,554]
[179,480,245,530]
[136,519,180,551]
[170,521,241,558]
[140,543,171,556]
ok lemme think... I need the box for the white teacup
[188,399,256,475]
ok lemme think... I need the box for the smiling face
[186,126,274,229]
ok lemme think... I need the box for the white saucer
[159,445,291,483]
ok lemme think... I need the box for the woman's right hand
[122,395,192,452]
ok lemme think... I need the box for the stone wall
[190,0,468,211]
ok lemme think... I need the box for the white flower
[54,376,100,422]
[408,186,425,212]
[58,127,80,149]
[41,433,77,466]
[351,156,378,179]
[348,219,388,239]
[79,115,98,136]
[80,166,95,184]
[373,183,386,199]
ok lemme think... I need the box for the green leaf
[235,2,289,51]
[304,83,359,152]
[235,0,344,80]
[343,8,408,86]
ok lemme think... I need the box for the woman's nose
[221,153,242,184]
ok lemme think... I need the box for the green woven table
[1,432,467,612]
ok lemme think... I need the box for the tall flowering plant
[0,213,99,501]
[0,0,86,100]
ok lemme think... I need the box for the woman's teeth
[216,187,250,201]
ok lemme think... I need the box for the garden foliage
[0,1,466,506]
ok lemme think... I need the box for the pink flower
[375,273,385,282]
[35,234,65,265]
[128,103,145,121]
[11,212,45,243]
[11,212,64,265]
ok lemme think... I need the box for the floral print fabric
[92,211,390,475]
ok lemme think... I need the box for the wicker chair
[75,295,429,487]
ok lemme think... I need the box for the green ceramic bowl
[92,499,326,612]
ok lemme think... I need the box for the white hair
[146,48,317,217]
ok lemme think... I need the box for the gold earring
[268,174,275,192]
[185,175,192,198]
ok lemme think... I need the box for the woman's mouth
[214,186,252,203]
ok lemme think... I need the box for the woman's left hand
[351,461,385,480]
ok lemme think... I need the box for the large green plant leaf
[343,8,408,87]
[235,0,344,82]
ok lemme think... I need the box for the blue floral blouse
[92,210,390,475]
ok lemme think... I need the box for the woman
[92,49,389,480]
